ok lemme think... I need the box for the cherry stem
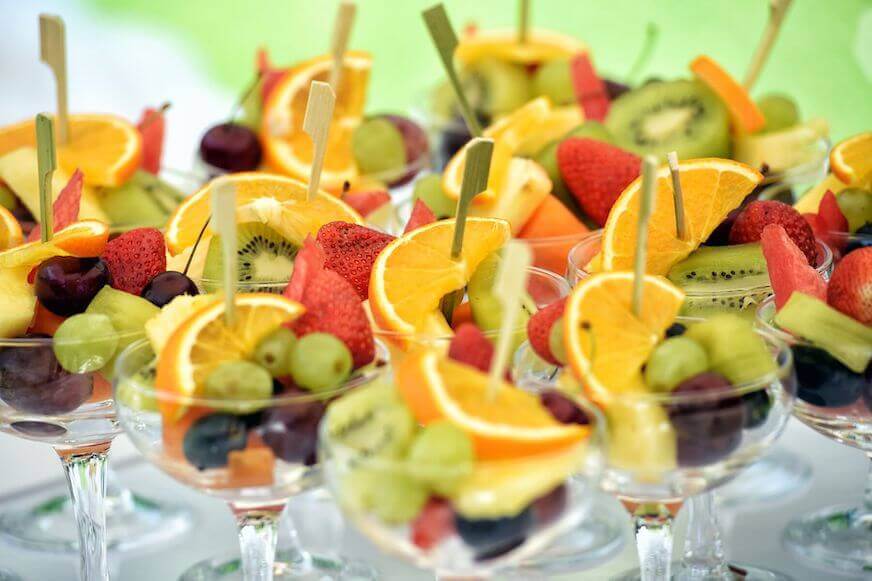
[183,217,211,276]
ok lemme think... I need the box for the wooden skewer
[303,81,336,202]
[744,0,793,90]
[666,152,687,241]
[39,14,69,144]
[518,0,531,44]
[632,156,658,318]
[211,179,238,326]
[35,114,57,243]
[329,1,357,91]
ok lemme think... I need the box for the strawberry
[26,169,84,242]
[730,200,817,265]
[101,228,166,295]
[527,297,566,366]
[556,138,640,227]
[316,222,394,300]
[341,189,390,217]
[447,323,494,373]
[283,237,375,368]
[137,106,166,174]
[827,247,872,325]
[570,54,610,122]
[411,498,455,550]
[404,199,437,233]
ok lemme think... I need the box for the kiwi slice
[99,171,185,228]
[668,244,769,289]
[202,222,298,292]
[606,79,730,159]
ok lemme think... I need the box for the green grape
[203,360,273,413]
[253,327,297,377]
[408,420,474,496]
[533,58,575,106]
[352,117,406,180]
[836,188,872,232]
[343,467,429,524]
[52,313,119,374]
[290,333,353,392]
[757,94,799,133]
[413,174,456,218]
[548,317,567,365]
[644,336,709,392]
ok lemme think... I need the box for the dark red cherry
[35,256,111,316]
[141,271,199,307]
[199,122,262,173]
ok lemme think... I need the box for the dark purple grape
[382,114,430,186]
[437,112,490,169]
[455,507,532,560]
[35,256,111,316]
[11,421,67,437]
[667,373,743,467]
[199,122,262,174]
[141,271,199,307]
[256,387,326,466]
[0,341,93,414]
[792,345,865,408]
[539,390,589,425]
[665,323,687,338]
[603,79,631,100]
[182,413,248,470]
[532,484,567,525]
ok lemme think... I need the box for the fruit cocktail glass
[0,331,145,581]
[756,296,872,575]
[114,338,390,581]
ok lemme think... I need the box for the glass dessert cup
[756,297,872,575]
[516,330,796,581]
[752,135,830,206]
[114,338,390,581]
[0,333,150,581]
[827,230,872,265]
[319,391,606,579]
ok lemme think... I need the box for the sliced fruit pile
[761,224,872,410]
[325,346,590,559]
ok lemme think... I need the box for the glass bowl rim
[0,330,146,348]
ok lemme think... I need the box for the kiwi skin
[202,222,298,293]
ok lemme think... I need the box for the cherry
[35,256,111,316]
[141,271,199,307]
[199,122,262,174]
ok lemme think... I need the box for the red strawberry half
[101,227,167,295]
[730,200,818,265]
[404,199,437,233]
[527,297,567,366]
[827,247,872,325]
[556,138,640,227]
[447,323,494,374]
[316,221,394,300]
[342,189,391,217]
[283,237,375,368]
[27,169,84,242]
[137,105,166,174]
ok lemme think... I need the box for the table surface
[0,417,867,580]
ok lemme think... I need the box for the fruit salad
[0,110,189,235]
[320,346,601,572]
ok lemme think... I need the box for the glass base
[718,448,812,507]
[616,562,791,580]
[783,503,872,575]
[519,501,626,573]
[0,489,192,553]
[179,549,378,581]
[0,570,21,581]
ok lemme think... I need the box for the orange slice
[261,52,372,192]
[563,272,684,404]
[598,158,762,275]
[396,349,587,459]
[830,131,872,185]
[0,115,142,187]
[164,172,363,256]
[690,56,765,134]
[0,205,23,250]
[455,29,587,65]
[0,220,109,268]
[155,294,305,419]
[370,217,510,340]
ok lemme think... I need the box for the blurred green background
[87,0,870,140]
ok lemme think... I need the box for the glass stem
[236,508,281,581]
[634,503,674,581]
[864,454,872,513]
[680,492,729,579]
[58,446,110,581]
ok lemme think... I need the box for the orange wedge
[396,349,587,459]
[0,205,22,250]
[0,115,142,187]
[563,272,684,404]
[261,52,372,192]
[598,158,762,275]
[0,220,109,268]
[164,172,363,256]
[455,29,587,65]
[830,131,872,185]
[155,293,305,420]
[370,217,511,340]
[690,56,765,134]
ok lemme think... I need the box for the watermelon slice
[137,106,166,174]
[283,236,324,301]
[26,169,84,242]
[404,199,437,234]
[762,224,827,310]
[570,53,610,122]
[257,48,289,106]
[341,189,390,218]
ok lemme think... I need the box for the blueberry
[741,389,773,429]
[35,256,111,316]
[792,345,865,408]
[667,373,744,466]
[141,271,199,307]
[539,390,589,425]
[454,507,533,560]
[665,323,687,337]
[0,341,93,414]
[182,413,248,470]
[843,224,872,256]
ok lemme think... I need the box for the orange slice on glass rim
[0,220,109,268]
[0,206,23,250]
[829,131,872,186]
